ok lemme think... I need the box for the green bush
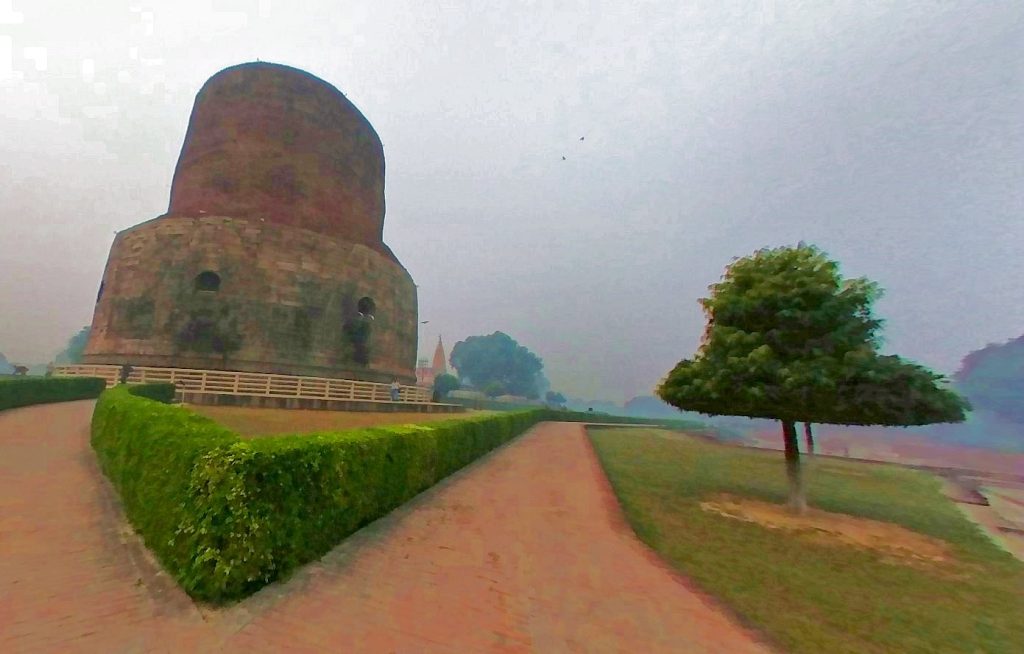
[126,382,176,404]
[91,386,549,602]
[0,376,106,411]
[90,387,237,598]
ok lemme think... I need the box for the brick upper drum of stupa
[82,62,418,383]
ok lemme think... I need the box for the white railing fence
[53,365,433,403]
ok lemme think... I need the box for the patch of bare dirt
[700,494,954,570]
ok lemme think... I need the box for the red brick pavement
[0,401,209,653]
[1,402,773,653]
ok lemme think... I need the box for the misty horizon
[2,1,1022,403]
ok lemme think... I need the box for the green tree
[658,245,968,513]
[450,332,545,397]
[54,326,91,364]
[955,333,1024,423]
[483,381,506,398]
[545,390,567,406]
[432,373,459,399]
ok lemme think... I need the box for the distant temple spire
[415,335,450,387]
[432,336,448,378]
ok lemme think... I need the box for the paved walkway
[0,401,771,653]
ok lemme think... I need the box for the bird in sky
[561,156,566,160]
[579,136,585,141]
[421,320,430,324]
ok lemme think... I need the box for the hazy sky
[2,1,1022,402]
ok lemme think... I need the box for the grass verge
[588,427,1024,654]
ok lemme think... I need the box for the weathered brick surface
[0,401,209,653]
[1,404,773,653]
[83,215,417,383]
[168,63,386,254]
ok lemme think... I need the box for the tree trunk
[803,422,815,455]
[783,420,807,514]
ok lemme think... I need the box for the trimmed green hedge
[92,386,549,602]
[126,382,176,404]
[91,387,237,600]
[0,376,106,411]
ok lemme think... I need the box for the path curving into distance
[0,402,772,653]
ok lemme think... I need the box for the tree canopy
[954,333,1024,423]
[432,373,459,399]
[545,390,567,406]
[658,244,968,512]
[450,332,545,398]
[53,326,91,365]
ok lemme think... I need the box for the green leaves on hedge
[92,387,552,603]
[126,382,177,404]
[0,376,106,411]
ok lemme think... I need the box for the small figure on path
[119,363,133,384]
[390,379,401,402]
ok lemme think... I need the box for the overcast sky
[1,1,1022,402]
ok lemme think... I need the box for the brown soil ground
[190,404,496,437]
[700,494,954,569]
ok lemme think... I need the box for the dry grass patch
[701,494,952,568]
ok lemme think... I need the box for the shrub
[126,382,177,404]
[90,387,237,598]
[0,376,106,411]
[91,386,550,602]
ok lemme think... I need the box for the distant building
[416,336,450,387]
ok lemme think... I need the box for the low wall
[54,364,432,402]
[180,391,464,413]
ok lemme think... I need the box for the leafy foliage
[91,387,238,599]
[545,390,567,406]
[450,331,545,397]
[483,381,505,398]
[657,244,968,511]
[53,326,91,365]
[432,373,459,399]
[955,333,1024,423]
[126,382,177,404]
[658,245,968,426]
[0,376,106,411]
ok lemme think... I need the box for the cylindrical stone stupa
[82,62,418,383]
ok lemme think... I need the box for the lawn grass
[588,427,1024,654]
[190,404,498,437]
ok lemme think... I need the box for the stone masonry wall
[83,215,417,383]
